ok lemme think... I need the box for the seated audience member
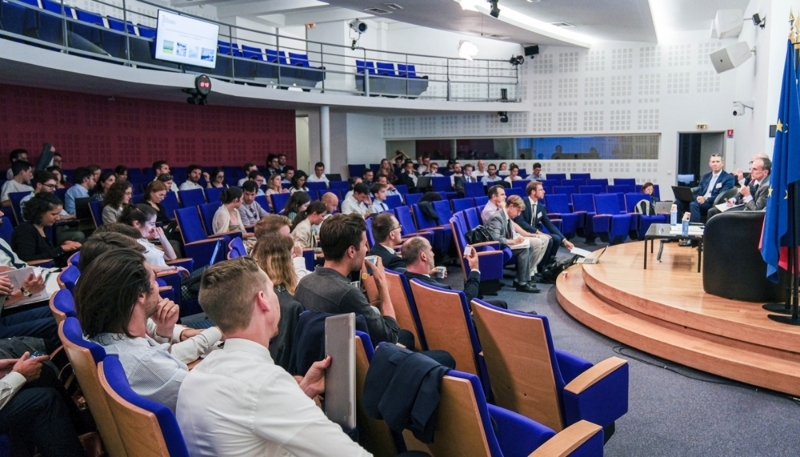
[341,183,372,217]
[102,180,134,225]
[294,214,399,344]
[531,162,543,180]
[482,185,539,293]
[177,257,369,457]
[47,166,69,189]
[0,350,87,457]
[87,165,102,184]
[473,159,488,178]
[291,201,327,250]
[367,212,406,272]
[505,195,548,275]
[4,149,28,181]
[179,164,204,191]
[64,167,95,215]
[282,166,295,184]
[482,163,502,184]
[290,171,310,194]
[237,162,258,187]
[732,152,770,187]
[205,167,228,189]
[76,249,187,412]
[1,161,34,208]
[114,165,128,183]
[251,234,305,370]
[211,187,256,251]
[12,193,80,267]
[425,162,443,177]
[504,164,523,183]
[514,181,573,271]
[362,169,374,186]
[462,164,479,183]
[79,232,221,365]
[344,177,362,201]
[378,158,396,184]
[277,153,288,173]
[402,236,508,308]
[152,160,170,179]
[283,191,311,222]
[397,159,419,191]
[498,162,509,176]
[156,173,178,195]
[20,171,83,244]
[449,163,465,192]
[119,204,186,275]
[266,155,282,176]
[320,192,339,219]
[92,171,116,200]
[143,180,171,224]
[239,181,269,227]
[684,154,735,222]
[266,174,289,205]
[307,162,330,187]
[254,215,312,278]
[370,183,390,213]
[51,151,63,169]
[707,157,771,219]
[244,171,266,197]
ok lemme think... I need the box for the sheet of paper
[570,247,594,257]
[0,267,52,308]
[714,202,744,212]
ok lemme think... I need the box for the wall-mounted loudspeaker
[710,41,752,74]
[713,9,743,39]
[523,45,539,57]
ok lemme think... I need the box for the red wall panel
[0,84,296,170]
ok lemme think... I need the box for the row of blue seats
[355,60,428,97]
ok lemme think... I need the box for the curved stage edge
[555,241,800,396]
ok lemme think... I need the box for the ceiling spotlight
[488,0,500,18]
[458,40,479,60]
[349,19,368,34]
[752,13,766,28]
[498,111,509,123]
[509,55,524,65]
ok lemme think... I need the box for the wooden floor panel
[555,242,800,396]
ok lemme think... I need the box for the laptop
[576,246,607,264]
[671,186,695,202]
[415,176,432,190]
[654,202,673,215]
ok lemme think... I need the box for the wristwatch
[20,288,31,297]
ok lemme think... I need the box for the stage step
[556,266,800,397]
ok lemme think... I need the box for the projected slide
[155,10,220,69]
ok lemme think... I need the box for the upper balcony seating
[356,60,428,97]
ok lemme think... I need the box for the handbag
[465,225,496,244]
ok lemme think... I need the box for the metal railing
[0,0,520,101]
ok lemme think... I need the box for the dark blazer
[11,222,67,265]
[368,244,406,272]
[693,170,735,202]
[742,176,771,211]
[405,270,480,304]
[514,198,564,239]
[396,172,418,191]
[269,287,304,372]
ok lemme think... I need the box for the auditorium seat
[451,197,473,213]
[205,186,225,204]
[49,288,75,324]
[382,270,427,350]
[174,207,224,268]
[579,185,604,194]
[542,194,578,239]
[269,193,291,214]
[392,205,434,246]
[592,193,633,243]
[562,179,585,188]
[624,192,667,239]
[88,199,103,227]
[587,178,609,190]
[553,185,576,200]
[472,299,628,439]
[571,173,591,182]
[464,181,485,198]
[450,212,504,296]
[546,173,566,184]
[405,193,422,206]
[179,188,206,208]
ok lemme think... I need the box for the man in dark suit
[707,157,772,218]
[401,236,507,308]
[688,154,735,222]
[368,213,406,272]
[396,159,419,192]
[514,180,575,269]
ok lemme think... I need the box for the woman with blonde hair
[251,233,304,370]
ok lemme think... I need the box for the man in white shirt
[177,258,371,457]
[504,164,523,183]
[416,155,430,175]
[1,161,33,207]
[238,162,258,187]
[450,163,465,189]
[307,162,330,187]
[482,164,502,184]
[179,164,204,191]
[341,183,372,217]
[425,162,443,177]
[370,183,390,214]
[5,149,28,181]
[152,160,170,179]
[531,162,543,181]
[245,170,266,196]
[473,159,488,178]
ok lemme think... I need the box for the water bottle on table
[681,213,690,237]
[670,204,678,226]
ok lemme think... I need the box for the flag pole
[768,183,799,324]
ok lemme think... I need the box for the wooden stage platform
[555,241,800,396]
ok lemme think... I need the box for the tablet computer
[324,313,356,429]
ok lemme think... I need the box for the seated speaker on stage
[706,157,771,220]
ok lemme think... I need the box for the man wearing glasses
[367,212,406,271]
[20,170,84,243]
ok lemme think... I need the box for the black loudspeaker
[524,45,539,57]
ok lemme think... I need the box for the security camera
[732,100,753,116]
[349,19,367,34]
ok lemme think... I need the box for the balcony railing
[0,0,520,101]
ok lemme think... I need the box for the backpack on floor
[540,255,579,283]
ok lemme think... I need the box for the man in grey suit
[481,185,540,293]
[707,157,771,219]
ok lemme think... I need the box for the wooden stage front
[555,241,800,396]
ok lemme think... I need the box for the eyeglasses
[392,225,402,231]
[42,183,56,189]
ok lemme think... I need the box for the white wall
[346,113,386,165]
[296,116,310,173]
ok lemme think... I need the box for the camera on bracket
[732,101,753,116]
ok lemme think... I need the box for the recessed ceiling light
[550,22,575,27]
[526,0,541,3]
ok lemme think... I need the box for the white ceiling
[175,0,753,47]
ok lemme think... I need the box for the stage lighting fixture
[498,111,509,123]
[350,19,368,34]
[509,55,524,66]
[183,74,211,105]
[488,0,500,18]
